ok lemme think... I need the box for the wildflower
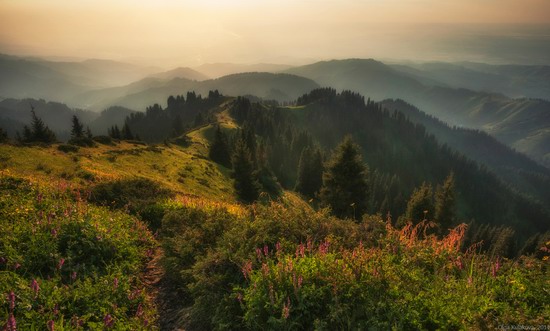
[282,297,291,319]
[455,256,463,270]
[263,245,269,257]
[261,263,270,276]
[53,304,59,315]
[7,291,15,311]
[113,277,119,289]
[275,242,281,254]
[13,262,21,270]
[135,304,143,317]
[30,279,40,297]
[57,258,65,270]
[0,256,6,264]
[71,271,77,281]
[6,314,16,331]
[51,229,57,237]
[255,248,262,260]
[295,243,305,258]
[103,314,114,328]
[241,261,253,280]
[47,320,55,331]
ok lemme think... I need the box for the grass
[0,175,157,329]
[0,136,236,202]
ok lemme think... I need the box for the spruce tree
[232,139,260,203]
[109,125,121,139]
[295,147,323,198]
[85,126,93,139]
[402,182,434,225]
[29,110,56,143]
[121,122,134,140]
[0,127,7,143]
[209,125,232,168]
[70,115,84,139]
[434,172,456,232]
[319,136,368,220]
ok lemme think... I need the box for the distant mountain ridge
[73,72,319,111]
[286,59,550,167]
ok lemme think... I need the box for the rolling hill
[286,59,550,167]
[73,72,319,111]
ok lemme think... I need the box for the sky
[1,0,550,68]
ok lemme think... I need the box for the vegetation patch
[0,175,157,329]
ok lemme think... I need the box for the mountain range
[0,54,548,167]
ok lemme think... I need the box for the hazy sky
[1,0,549,67]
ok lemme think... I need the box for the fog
[1,0,549,67]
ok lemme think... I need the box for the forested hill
[381,99,550,207]
[227,88,549,241]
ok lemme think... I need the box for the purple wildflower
[57,258,65,270]
[47,320,55,331]
[30,279,40,297]
[6,314,16,331]
[7,291,15,311]
[103,314,114,328]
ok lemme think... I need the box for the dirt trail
[143,247,184,331]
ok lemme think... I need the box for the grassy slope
[0,139,235,203]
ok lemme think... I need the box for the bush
[93,135,114,145]
[57,144,79,153]
[69,137,95,147]
[89,178,173,231]
[0,175,157,329]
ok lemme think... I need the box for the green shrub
[90,178,173,231]
[0,175,157,329]
[93,135,114,145]
[57,144,79,153]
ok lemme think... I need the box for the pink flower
[241,261,253,280]
[51,229,58,237]
[113,277,119,289]
[263,245,269,257]
[13,263,21,270]
[103,314,114,328]
[57,258,65,270]
[6,314,16,331]
[47,320,55,331]
[7,291,15,311]
[275,242,281,254]
[30,279,40,297]
[282,297,291,319]
[261,263,269,276]
[135,304,143,317]
[255,248,262,260]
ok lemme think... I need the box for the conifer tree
[319,136,368,220]
[434,172,456,232]
[232,139,260,203]
[0,127,7,143]
[86,126,93,139]
[70,115,84,139]
[109,125,121,139]
[295,147,323,198]
[27,110,56,143]
[402,182,434,225]
[121,122,134,140]
[209,125,231,168]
